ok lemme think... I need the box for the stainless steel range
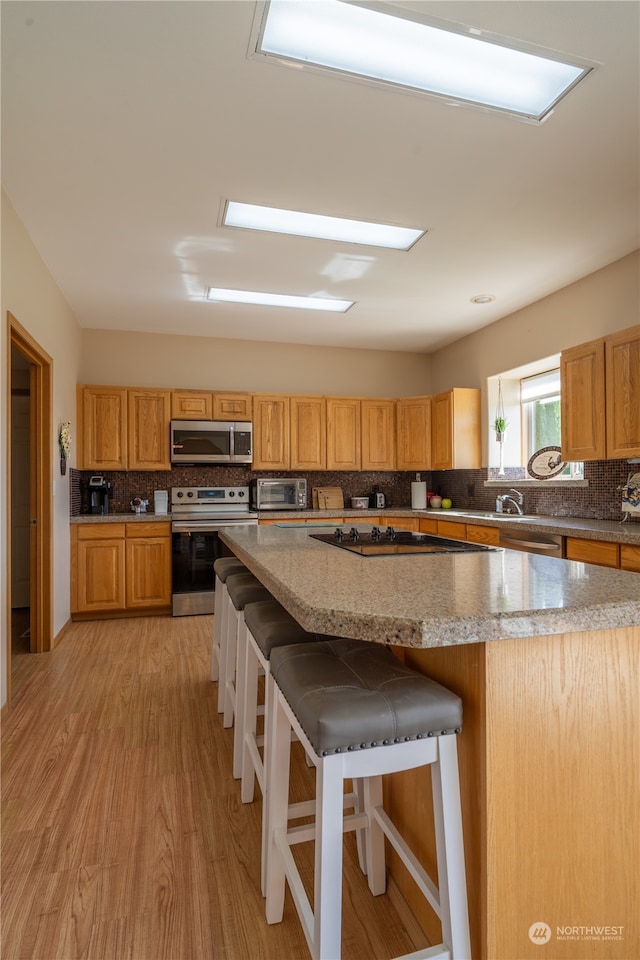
[171,486,257,616]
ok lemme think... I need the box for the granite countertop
[68,508,640,546]
[70,513,171,523]
[258,508,640,545]
[219,523,640,649]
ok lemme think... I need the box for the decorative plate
[527,446,566,480]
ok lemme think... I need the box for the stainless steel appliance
[171,485,257,616]
[498,528,564,556]
[88,475,111,514]
[250,477,307,511]
[310,526,498,556]
[170,420,252,464]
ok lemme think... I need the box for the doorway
[6,314,53,704]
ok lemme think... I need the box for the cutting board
[313,486,344,510]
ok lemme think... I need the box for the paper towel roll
[411,481,427,510]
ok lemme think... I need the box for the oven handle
[172,520,258,533]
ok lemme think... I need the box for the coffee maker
[88,475,111,514]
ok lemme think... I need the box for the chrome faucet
[495,489,524,515]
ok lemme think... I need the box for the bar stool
[211,557,247,684]
[237,599,362,895]
[220,572,271,728]
[265,638,470,960]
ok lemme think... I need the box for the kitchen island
[220,523,639,960]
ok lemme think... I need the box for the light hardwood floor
[2,615,422,960]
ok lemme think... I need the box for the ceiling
[2,1,638,354]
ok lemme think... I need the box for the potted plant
[494,416,508,442]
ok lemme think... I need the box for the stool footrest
[373,805,440,917]
[392,946,451,960]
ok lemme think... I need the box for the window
[521,369,583,478]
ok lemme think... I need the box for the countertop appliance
[251,477,307,511]
[171,485,257,616]
[170,420,252,464]
[310,527,498,557]
[88,475,111,514]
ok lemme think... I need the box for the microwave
[250,478,307,511]
[170,420,252,464]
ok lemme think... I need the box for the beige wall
[429,250,640,461]
[80,329,432,398]
[1,190,83,707]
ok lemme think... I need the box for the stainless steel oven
[171,486,257,616]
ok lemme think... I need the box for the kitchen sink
[439,510,532,522]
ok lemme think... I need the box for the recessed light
[471,294,496,304]
[205,287,354,312]
[254,1,591,122]
[223,200,425,250]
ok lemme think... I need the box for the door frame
[6,313,53,702]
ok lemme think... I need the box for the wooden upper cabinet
[213,392,252,421]
[290,396,326,470]
[361,399,396,471]
[561,325,640,460]
[171,390,213,420]
[605,325,640,458]
[561,337,607,460]
[326,398,361,471]
[128,389,171,470]
[252,394,290,470]
[396,395,431,470]
[78,385,128,470]
[431,388,481,470]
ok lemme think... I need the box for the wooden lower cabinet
[125,523,172,609]
[565,536,620,568]
[621,544,640,572]
[72,521,171,618]
[72,524,127,614]
[436,519,467,541]
[465,523,500,546]
[385,516,419,531]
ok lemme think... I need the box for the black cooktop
[309,526,498,557]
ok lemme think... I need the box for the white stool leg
[363,775,386,895]
[216,584,231,712]
[431,735,471,960]
[265,683,292,925]
[241,625,261,803]
[314,754,346,960]
[223,606,240,728]
[211,576,223,681]
[233,616,249,778]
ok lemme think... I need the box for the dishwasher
[499,528,564,557]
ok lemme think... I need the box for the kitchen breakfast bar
[220,523,639,960]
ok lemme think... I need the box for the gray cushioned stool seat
[244,599,336,659]
[270,638,462,757]
[226,571,272,610]
[214,557,247,582]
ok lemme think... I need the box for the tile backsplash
[70,467,414,516]
[70,459,636,522]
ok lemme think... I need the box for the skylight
[254,0,591,122]
[224,200,425,250]
[205,287,354,312]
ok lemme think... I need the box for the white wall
[1,190,83,707]
[79,329,432,398]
